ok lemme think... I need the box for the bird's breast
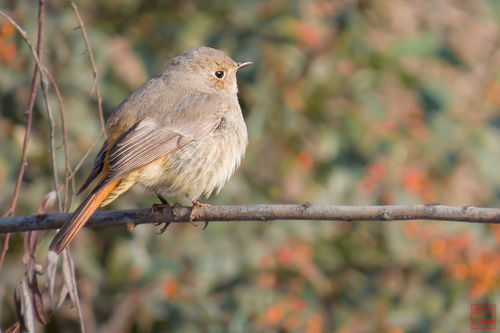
[138,115,247,200]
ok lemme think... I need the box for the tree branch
[0,204,499,234]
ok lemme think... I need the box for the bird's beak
[237,61,253,70]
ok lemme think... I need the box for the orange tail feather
[49,180,119,254]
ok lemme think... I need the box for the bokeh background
[1,0,500,332]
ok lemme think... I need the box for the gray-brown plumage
[49,47,251,254]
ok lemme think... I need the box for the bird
[49,46,251,254]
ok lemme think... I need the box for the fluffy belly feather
[138,121,247,201]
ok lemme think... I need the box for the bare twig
[40,71,62,212]
[44,70,73,212]
[68,0,106,136]
[0,231,10,271]
[69,135,103,180]
[0,1,46,269]
[64,1,108,208]
[0,204,499,234]
[67,134,104,207]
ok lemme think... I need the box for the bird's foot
[152,195,175,234]
[157,222,171,234]
[190,200,210,230]
[152,195,172,213]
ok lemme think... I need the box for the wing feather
[92,108,221,192]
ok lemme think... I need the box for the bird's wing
[92,97,222,192]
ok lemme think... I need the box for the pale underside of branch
[0,204,499,234]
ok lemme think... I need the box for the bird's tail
[49,180,119,254]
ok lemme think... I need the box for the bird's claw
[152,196,174,234]
[190,200,210,230]
[156,222,171,234]
[152,203,165,214]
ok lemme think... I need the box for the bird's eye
[214,71,224,79]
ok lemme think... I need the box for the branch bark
[0,204,499,233]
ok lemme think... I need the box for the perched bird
[49,47,251,254]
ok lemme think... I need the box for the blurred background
[1,0,499,332]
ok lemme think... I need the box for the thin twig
[0,233,10,270]
[68,134,104,184]
[66,0,109,210]
[0,204,499,233]
[70,135,103,178]
[68,0,106,136]
[40,71,62,212]
[0,1,45,269]
[63,0,107,205]
[44,70,73,212]
[64,130,104,213]
[65,0,108,208]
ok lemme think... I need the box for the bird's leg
[152,194,171,212]
[157,194,171,206]
[190,200,210,230]
[153,194,173,233]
